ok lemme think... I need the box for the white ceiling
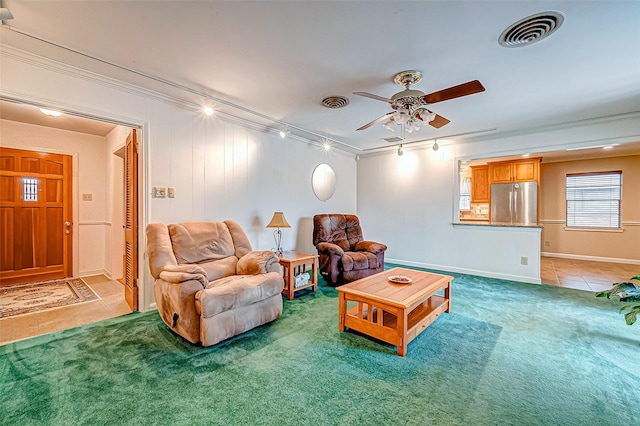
[1,1,639,154]
[0,100,117,136]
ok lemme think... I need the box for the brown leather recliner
[312,214,387,286]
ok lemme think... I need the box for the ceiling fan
[354,70,485,132]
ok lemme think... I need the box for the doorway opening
[0,98,142,344]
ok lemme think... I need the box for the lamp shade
[266,212,291,228]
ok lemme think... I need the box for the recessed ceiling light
[204,106,214,116]
[39,108,63,117]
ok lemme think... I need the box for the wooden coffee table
[337,267,452,356]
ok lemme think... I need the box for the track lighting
[279,125,290,139]
[39,108,63,117]
[432,140,439,151]
[397,144,403,156]
[204,106,214,116]
[0,8,14,20]
[323,141,331,151]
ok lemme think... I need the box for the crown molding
[0,43,355,157]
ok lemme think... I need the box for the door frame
[0,96,149,311]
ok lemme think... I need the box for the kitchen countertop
[453,221,543,229]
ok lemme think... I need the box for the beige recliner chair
[146,220,284,347]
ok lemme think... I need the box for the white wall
[0,119,109,277]
[357,145,542,283]
[0,45,357,310]
[357,113,640,284]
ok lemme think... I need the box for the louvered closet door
[0,148,72,285]
[124,130,139,310]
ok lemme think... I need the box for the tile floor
[540,256,639,292]
[0,275,132,346]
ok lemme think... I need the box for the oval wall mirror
[312,163,336,201]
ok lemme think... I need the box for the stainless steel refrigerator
[490,182,538,225]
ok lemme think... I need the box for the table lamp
[266,211,291,255]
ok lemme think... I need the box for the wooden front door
[0,148,72,285]
[124,130,138,311]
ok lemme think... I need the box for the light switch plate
[168,187,175,198]
[153,187,166,198]
[82,194,92,201]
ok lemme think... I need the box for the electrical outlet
[544,241,550,247]
[167,187,175,198]
[520,256,528,266]
[153,187,166,198]
[82,193,92,201]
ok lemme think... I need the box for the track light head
[432,140,439,151]
[204,106,214,116]
[0,8,14,20]
[397,144,403,156]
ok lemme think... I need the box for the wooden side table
[278,251,319,300]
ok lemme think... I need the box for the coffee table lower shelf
[343,296,448,355]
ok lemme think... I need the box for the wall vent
[499,11,564,48]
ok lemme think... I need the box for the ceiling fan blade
[429,114,451,129]
[357,112,393,131]
[353,92,393,103]
[423,80,485,104]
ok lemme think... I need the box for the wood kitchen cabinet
[471,165,489,202]
[489,163,513,183]
[488,158,541,184]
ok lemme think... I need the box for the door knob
[64,221,71,226]
[65,230,70,235]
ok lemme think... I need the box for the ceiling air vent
[499,11,564,48]
[321,96,349,109]
[384,136,404,143]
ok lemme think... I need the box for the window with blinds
[566,171,622,228]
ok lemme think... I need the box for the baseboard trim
[541,252,640,265]
[79,269,110,278]
[386,258,542,284]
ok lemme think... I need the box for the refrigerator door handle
[509,191,513,223]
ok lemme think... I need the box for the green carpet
[1,265,639,425]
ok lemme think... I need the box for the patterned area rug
[0,278,100,319]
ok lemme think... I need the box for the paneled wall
[1,46,356,309]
